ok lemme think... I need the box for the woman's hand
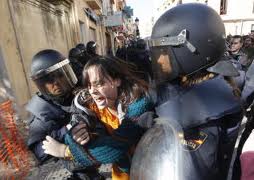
[42,136,67,158]
[71,121,90,145]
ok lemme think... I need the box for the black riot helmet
[69,48,82,59]
[86,41,97,55]
[136,39,146,50]
[76,43,86,53]
[128,40,137,48]
[31,49,77,101]
[149,3,238,84]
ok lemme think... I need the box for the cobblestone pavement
[27,160,112,180]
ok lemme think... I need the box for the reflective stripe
[46,59,70,73]
[31,59,70,80]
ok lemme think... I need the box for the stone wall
[0,0,78,119]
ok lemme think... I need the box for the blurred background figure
[75,43,90,65]
[115,45,127,61]
[230,35,247,66]
[126,39,153,82]
[68,48,85,86]
[226,35,252,71]
[243,35,254,67]
[86,41,99,59]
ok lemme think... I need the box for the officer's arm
[27,116,51,162]
[242,61,254,106]
[65,118,145,166]
[31,142,51,163]
[50,126,68,142]
[28,116,67,163]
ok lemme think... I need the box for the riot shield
[130,118,192,180]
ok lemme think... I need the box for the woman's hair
[82,56,149,109]
[180,69,241,99]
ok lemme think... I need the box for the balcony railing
[85,0,102,10]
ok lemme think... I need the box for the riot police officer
[75,43,90,65]
[126,39,153,82]
[131,3,243,180]
[26,49,76,160]
[75,43,86,55]
[86,41,99,58]
[68,47,86,86]
[26,49,102,179]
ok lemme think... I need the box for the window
[252,1,254,13]
[79,21,85,43]
[235,26,238,35]
[220,0,227,15]
[251,24,254,31]
[89,27,97,42]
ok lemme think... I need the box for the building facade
[153,0,254,36]
[0,0,131,119]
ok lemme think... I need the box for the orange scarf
[89,103,129,180]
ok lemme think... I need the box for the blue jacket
[26,94,71,162]
[155,75,243,180]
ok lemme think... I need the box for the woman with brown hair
[42,56,155,180]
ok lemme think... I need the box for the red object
[0,100,31,179]
[112,25,124,32]
[240,151,254,180]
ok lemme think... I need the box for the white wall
[209,0,254,35]
[225,21,254,35]
[153,0,254,35]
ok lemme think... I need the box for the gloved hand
[42,136,67,158]
[242,130,254,153]
[71,121,90,145]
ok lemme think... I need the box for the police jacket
[26,93,71,162]
[155,75,243,180]
[242,61,254,106]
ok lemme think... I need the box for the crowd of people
[115,38,153,82]
[24,3,254,180]
[225,33,254,71]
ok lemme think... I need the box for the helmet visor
[33,63,77,98]
[151,47,179,84]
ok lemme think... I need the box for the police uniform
[154,76,243,179]
[130,4,243,180]
[26,49,103,179]
[26,93,72,162]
